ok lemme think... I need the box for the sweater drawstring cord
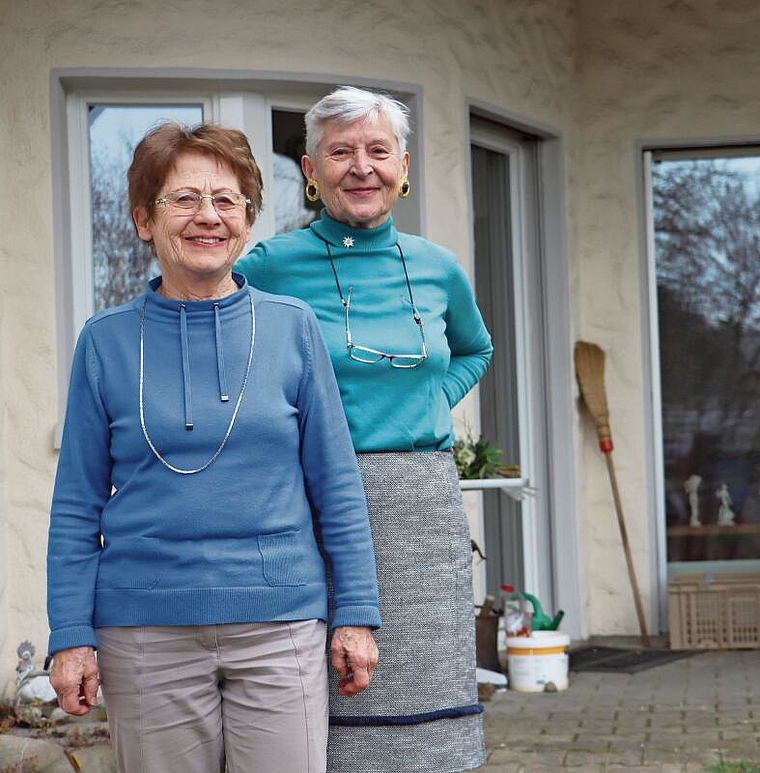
[214,303,230,403]
[179,304,193,430]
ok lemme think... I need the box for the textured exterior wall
[0,0,576,696]
[574,0,760,634]
[6,0,760,697]
[0,6,62,694]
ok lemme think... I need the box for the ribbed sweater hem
[49,593,382,655]
[90,585,378,628]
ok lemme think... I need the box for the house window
[271,109,319,234]
[89,104,204,311]
[53,77,422,439]
[65,94,212,334]
[86,104,318,310]
[649,147,760,571]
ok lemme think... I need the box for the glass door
[647,147,760,578]
[470,117,547,600]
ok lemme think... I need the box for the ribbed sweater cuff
[48,625,98,656]
[331,605,382,630]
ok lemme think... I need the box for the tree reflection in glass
[653,153,760,564]
[89,104,203,311]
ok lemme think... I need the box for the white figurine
[716,483,736,526]
[15,640,57,704]
[684,474,702,527]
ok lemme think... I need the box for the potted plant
[452,430,520,480]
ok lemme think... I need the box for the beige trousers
[96,620,328,773]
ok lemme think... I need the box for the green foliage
[704,763,760,773]
[452,430,519,480]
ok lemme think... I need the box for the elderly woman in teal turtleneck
[236,85,493,773]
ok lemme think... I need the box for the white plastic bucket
[506,631,570,692]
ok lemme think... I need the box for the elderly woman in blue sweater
[236,86,492,773]
[47,122,380,773]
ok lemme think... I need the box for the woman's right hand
[49,646,100,715]
[330,626,378,697]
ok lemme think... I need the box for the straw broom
[574,341,650,647]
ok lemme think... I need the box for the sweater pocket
[258,530,309,587]
[96,537,162,590]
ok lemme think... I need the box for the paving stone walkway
[2,646,758,772]
[482,648,760,772]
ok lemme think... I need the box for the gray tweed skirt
[327,451,485,773]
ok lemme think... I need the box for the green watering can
[523,593,564,631]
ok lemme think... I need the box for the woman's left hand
[330,626,378,697]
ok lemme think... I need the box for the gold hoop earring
[305,179,320,202]
[399,177,411,198]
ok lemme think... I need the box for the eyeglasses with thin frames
[154,190,251,214]
[321,238,428,369]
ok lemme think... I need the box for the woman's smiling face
[133,151,251,290]
[302,114,409,230]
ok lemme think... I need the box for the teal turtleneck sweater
[235,212,493,452]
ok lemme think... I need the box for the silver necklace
[139,294,256,475]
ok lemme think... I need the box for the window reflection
[653,152,760,565]
[88,104,203,311]
[271,110,319,234]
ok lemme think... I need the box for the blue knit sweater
[47,275,380,655]
[235,213,493,452]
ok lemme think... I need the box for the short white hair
[304,86,411,158]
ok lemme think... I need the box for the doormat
[569,645,694,674]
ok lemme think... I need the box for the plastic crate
[668,573,760,650]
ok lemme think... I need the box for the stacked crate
[669,574,760,649]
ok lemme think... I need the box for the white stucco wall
[574,0,760,634]
[5,0,759,698]
[1,0,577,697]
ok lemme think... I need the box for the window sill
[667,524,760,537]
[459,477,537,501]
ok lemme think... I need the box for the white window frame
[641,142,760,630]
[466,101,579,638]
[469,121,539,596]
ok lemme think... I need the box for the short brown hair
[128,122,263,228]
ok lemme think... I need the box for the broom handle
[603,452,651,648]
